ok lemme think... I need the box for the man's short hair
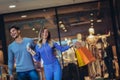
[9,25,20,32]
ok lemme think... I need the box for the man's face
[10,28,20,39]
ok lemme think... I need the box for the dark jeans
[104,57,115,79]
[17,69,40,80]
[79,65,88,80]
[62,63,79,80]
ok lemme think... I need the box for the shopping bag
[77,48,90,65]
[75,49,85,67]
[80,47,96,62]
[79,47,96,64]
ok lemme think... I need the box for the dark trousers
[104,57,115,79]
[62,63,79,80]
[79,65,88,80]
[17,69,39,80]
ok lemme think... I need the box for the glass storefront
[2,0,120,80]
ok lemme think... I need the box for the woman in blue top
[33,28,70,80]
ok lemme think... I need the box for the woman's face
[41,29,49,39]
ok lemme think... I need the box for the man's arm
[8,46,14,76]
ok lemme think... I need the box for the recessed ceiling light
[9,5,16,8]
[21,15,27,18]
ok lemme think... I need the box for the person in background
[8,25,39,80]
[32,28,71,80]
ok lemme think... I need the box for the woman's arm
[54,42,70,52]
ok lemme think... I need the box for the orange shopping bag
[80,47,96,62]
[75,49,85,67]
[77,48,90,65]
[79,47,96,64]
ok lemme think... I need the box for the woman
[33,28,70,80]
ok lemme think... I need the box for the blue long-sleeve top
[8,38,35,75]
[34,42,70,65]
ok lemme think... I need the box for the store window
[3,0,119,80]
[4,8,58,44]
[57,0,119,80]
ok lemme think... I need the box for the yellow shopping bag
[75,49,85,67]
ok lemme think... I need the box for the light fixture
[21,15,27,18]
[32,28,35,31]
[59,21,62,24]
[36,31,38,33]
[97,19,102,22]
[90,13,93,16]
[60,24,64,28]
[64,37,68,41]
[64,29,67,32]
[91,23,94,26]
[9,5,16,8]
[90,19,94,22]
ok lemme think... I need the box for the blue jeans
[44,60,62,80]
[17,69,40,80]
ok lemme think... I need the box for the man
[8,25,39,80]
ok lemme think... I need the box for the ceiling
[0,0,96,14]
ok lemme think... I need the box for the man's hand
[10,75,14,80]
[27,47,36,56]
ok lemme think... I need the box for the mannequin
[75,33,86,48]
[86,27,101,79]
[62,38,78,80]
[86,27,110,49]
[62,38,77,66]
[86,27,99,47]
[86,27,110,79]
[74,33,88,80]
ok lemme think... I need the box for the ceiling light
[90,19,94,22]
[59,21,62,24]
[21,15,27,18]
[90,13,93,16]
[60,24,64,28]
[97,19,102,22]
[91,23,94,25]
[32,28,35,31]
[64,37,68,41]
[36,31,38,33]
[64,29,67,32]
[9,5,16,8]
[62,27,65,30]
